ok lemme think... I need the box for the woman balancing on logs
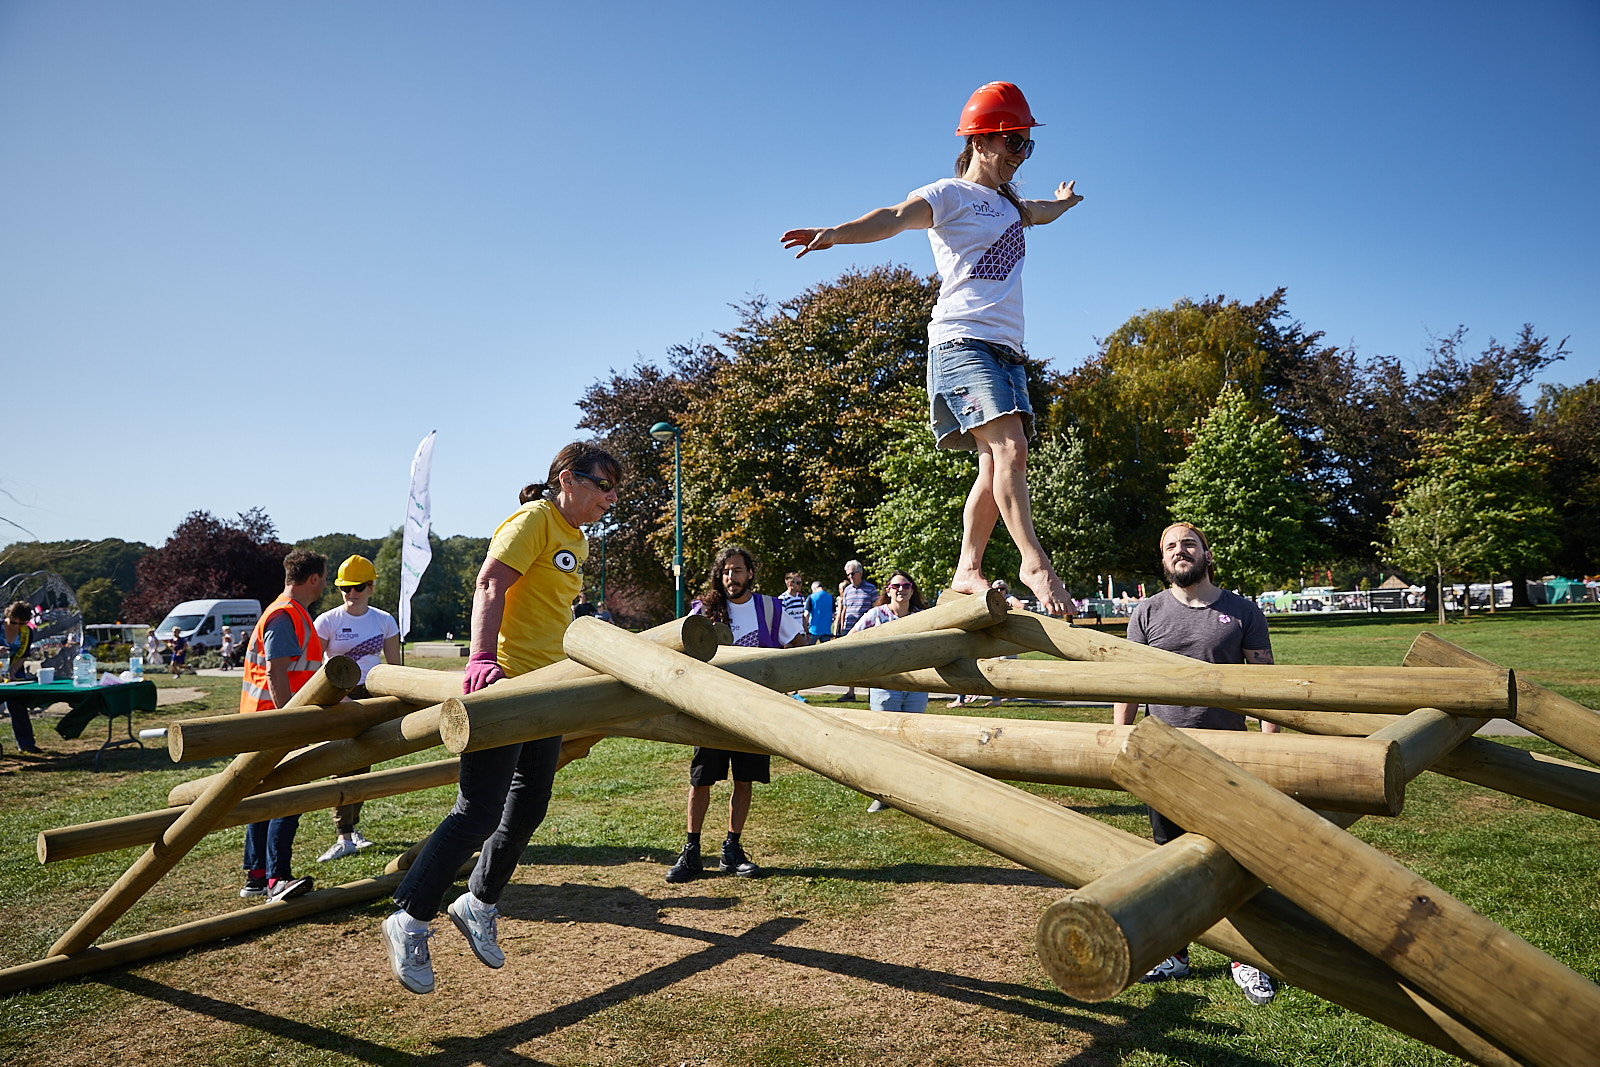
[380,442,623,995]
[782,81,1081,616]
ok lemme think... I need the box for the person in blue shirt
[805,581,834,644]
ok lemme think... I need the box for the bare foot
[948,568,989,598]
[1020,561,1072,617]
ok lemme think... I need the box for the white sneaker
[1139,953,1191,983]
[1231,961,1277,1004]
[382,912,435,994]
[447,894,505,969]
[349,831,374,850]
[866,799,887,813]
[318,838,359,862]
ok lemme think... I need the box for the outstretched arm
[1024,180,1083,225]
[781,196,934,258]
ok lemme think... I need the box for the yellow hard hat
[335,555,378,587]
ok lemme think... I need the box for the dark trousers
[243,814,302,879]
[393,734,562,921]
[3,703,36,751]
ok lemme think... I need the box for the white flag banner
[398,430,436,641]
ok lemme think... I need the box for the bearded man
[1111,522,1281,1006]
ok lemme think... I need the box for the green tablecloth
[0,680,159,739]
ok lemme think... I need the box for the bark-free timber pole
[49,655,361,957]
[167,695,424,763]
[857,658,1516,717]
[1036,708,1480,1001]
[440,626,1008,755]
[40,758,462,863]
[1405,632,1600,765]
[1111,716,1600,1067]
[1252,707,1600,820]
[560,619,1514,1066]
[168,616,723,806]
[0,871,404,995]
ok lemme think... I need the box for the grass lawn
[0,611,1594,1066]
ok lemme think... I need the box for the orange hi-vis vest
[240,593,324,713]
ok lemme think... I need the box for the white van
[153,599,262,650]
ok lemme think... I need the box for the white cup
[38,667,55,684]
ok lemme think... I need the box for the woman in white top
[312,554,401,862]
[782,81,1081,618]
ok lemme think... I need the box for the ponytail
[518,481,551,505]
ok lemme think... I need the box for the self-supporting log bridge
[9,592,1599,1067]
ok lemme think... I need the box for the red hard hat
[955,81,1043,136]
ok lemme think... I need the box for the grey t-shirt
[1125,589,1272,730]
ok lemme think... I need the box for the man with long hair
[666,545,805,883]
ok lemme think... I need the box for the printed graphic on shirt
[553,549,578,572]
[970,221,1026,281]
[971,199,1006,218]
[333,631,387,661]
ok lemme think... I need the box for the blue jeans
[869,689,930,713]
[243,814,301,879]
[3,702,36,751]
[927,337,1035,451]
[394,734,561,921]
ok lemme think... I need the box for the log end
[438,697,471,754]
[324,655,363,693]
[680,614,720,662]
[1035,894,1133,1002]
[1381,740,1407,817]
[166,723,187,763]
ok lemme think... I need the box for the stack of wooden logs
[8,590,1598,1067]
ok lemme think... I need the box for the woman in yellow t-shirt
[381,442,621,995]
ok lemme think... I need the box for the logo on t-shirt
[970,221,1025,281]
[1217,614,1233,625]
[553,550,578,572]
[972,200,1005,218]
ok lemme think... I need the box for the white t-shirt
[313,604,400,683]
[907,177,1026,351]
[726,595,804,648]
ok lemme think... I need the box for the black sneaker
[665,844,702,884]
[719,839,762,878]
[240,876,268,899]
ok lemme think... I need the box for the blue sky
[2,1,1596,551]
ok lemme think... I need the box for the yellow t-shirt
[487,498,587,676]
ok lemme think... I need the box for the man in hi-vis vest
[239,548,327,903]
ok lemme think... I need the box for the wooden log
[1405,631,1600,765]
[600,708,1403,814]
[1110,716,1600,1067]
[48,655,361,957]
[39,758,462,863]
[168,617,722,805]
[1255,707,1600,820]
[559,618,1516,1065]
[983,608,1190,664]
[0,870,404,995]
[364,614,722,705]
[440,627,1000,754]
[167,695,423,763]
[1036,708,1477,1001]
[856,657,1516,717]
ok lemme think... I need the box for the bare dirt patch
[14,858,1128,1067]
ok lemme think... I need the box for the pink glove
[462,651,506,694]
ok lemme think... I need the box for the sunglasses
[339,582,371,593]
[571,470,617,493]
[996,132,1035,159]
[887,582,914,591]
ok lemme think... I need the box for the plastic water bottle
[0,649,10,681]
[73,648,97,688]
[128,648,143,682]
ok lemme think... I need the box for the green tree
[75,577,124,624]
[1167,387,1313,594]
[855,406,1017,593]
[1533,376,1600,577]
[1056,291,1310,569]
[373,529,489,640]
[0,538,151,597]
[1029,428,1118,593]
[1383,393,1560,622]
[658,266,945,590]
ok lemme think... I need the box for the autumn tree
[120,509,288,624]
[1167,387,1315,593]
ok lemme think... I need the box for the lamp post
[650,421,684,617]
